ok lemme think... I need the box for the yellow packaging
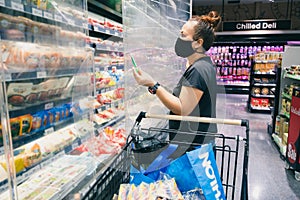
[20,114,33,135]
[279,117,286,139]
[0,155,25,174]
[283,132,288,145]
[38,0,48,10]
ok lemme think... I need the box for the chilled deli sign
[223,20,291,31]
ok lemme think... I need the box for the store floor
[216,94,300,200]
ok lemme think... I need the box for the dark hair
[190,11,222,51]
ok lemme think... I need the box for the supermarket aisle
[216,94,300,200]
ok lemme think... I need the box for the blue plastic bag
[186,144,226,200]
[130,143,226,200]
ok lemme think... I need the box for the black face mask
[174,37,195,58]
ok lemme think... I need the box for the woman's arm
[156,85,203,115]
[133,68,203,115]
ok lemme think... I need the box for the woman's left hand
[132,67,156,87]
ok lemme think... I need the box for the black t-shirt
[169,56,217,144]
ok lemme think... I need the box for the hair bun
[200,11,222,31]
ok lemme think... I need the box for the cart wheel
[295,171,300,181]
[285,161,290,170]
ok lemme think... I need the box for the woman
[133,11,221,147]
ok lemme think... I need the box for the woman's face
[180,20,197,41]
[180,20,203,50]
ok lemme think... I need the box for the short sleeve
[182,67,207,92]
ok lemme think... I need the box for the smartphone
[131,56,139,73]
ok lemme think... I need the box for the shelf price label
[0,0,5,6]
[44,127,54,135]
[37,71,47,78]
[44,11,53,20]
[45,102,54,110]
[11,2,24,12]
[32,8,43,17]
[105,29,110,34]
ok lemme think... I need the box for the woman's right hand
[132,67,156,87]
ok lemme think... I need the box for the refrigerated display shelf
[251,94,275,98]
[96,84,124,93]
[249,106,271,113]
[4,68,92,82]
[8,97,72,118]
[280,112,290,119]
[217,81,249,87]
[284,73,300,81]
[89,27,123,38]
[95,64,124,72]
[282,92,292,100]
[0,1,87,29]
[253,83,276,87]
[94,44,124,52]
[254,60,281,64]
[254,72,276,76]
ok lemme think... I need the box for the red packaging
[287,88,300,170]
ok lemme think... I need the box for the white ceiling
[193,0,297,6]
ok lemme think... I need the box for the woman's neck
[186,52,207,68]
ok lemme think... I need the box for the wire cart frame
[130,112,249,200]
[81,111,249,200]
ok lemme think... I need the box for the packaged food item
[46,109,55,126]
[20,114,33,135]
[7,82,33,106]
[261,99,269,107]
[25,84,39,104]
[118,184,130,200]
[20,43,41,69]
[10,117,21,138]
[0,154,25,174]
[56,77,70,97]
[275,115,280,134]
[252,87,260,95]
[20,143,42,168]
[251,98,260,107]
[31,112,44,131]
[38,79,56,101]
[261,88,269,95]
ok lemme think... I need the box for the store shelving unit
[0,1,129,199]
[247,54,282,113]
[272,45,300,157]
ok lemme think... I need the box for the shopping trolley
[81,111,249,200]
[128,111,249,200]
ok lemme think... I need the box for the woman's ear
[193,38,204,49]
[197,38,204,47]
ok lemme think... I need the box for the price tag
[54,14,63,22]
[105,29,110,34]
[32,8,43,17]
[0,0,5,6]
[37,71,47,78]
[11,2,24,12]
[44,127,54,135]
[45,102,54,110]
[44,11,53,20]
[114,32,119,37]
[5,74,12,81]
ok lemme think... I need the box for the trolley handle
[136,111,249,128]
